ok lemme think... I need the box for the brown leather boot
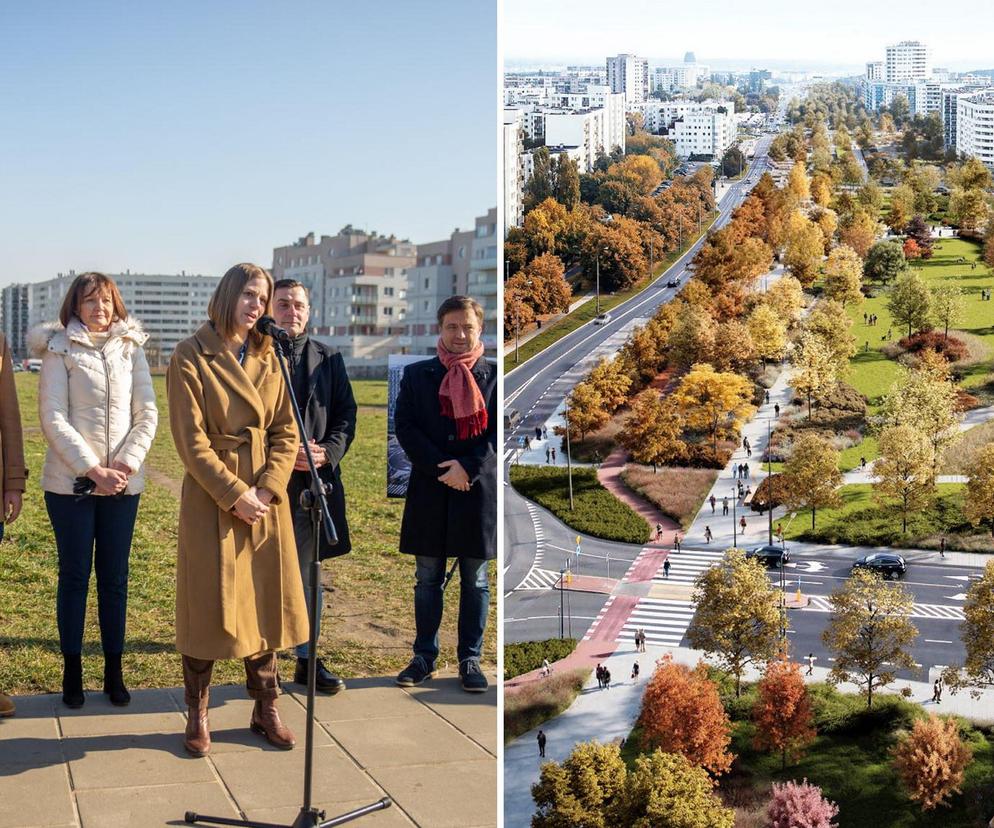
[184,705,211,757]
[0,692,15,718]
[250,698,295,750]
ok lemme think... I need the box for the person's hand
[256,488,275,507]
[3,491,22,524]
[87,466,128,495]
[437,459,470,492]
[294,440,326,471]
[110,459,133,476]
[233,487,269,525]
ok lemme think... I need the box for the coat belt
[208,428,270,638]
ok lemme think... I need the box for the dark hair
[208,263,273,345]
[274,278,309,297]
[437,295,484,328]
[59,272,128,327]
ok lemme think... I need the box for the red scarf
[436,339,488,440]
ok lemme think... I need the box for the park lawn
[509,465,650,544]
[0,373,495,695]
[504,211,719,374]
[839,237,994,469]
[781,481,994,552]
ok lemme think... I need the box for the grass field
[838,237,994,470]
[0,373,495,695]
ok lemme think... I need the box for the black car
[745,545,790,566]
[852,552,906,579]
[666,277,680,288]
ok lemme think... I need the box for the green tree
[782,431,842,528]
[687,549,782,697]
[931,284,965,340]
[531,741,626,828]
[873,424,935,532]
[888,270,933,337]
[525,147,555,212]
[822,567,918,708]
[822,244,864,306]
[553,154,581,210]
[864,240,908,287]
[721,146,746,178]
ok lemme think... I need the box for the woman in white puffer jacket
[29,272,158,710]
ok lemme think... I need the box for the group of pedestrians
[864,312,880,326]
[595,663,612,689]
[545,446,557,464]
[733,462,750,479]
[633,628,647,652]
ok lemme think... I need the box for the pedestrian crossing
[516,567,562,590]
[802,595,965,621]
[651,547,725,585]
[619,597,696,647]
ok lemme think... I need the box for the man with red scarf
[394,296,496,692]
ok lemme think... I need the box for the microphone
[255,315,291,342]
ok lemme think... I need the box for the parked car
[593,313,611,325]
[666,277,680,288]
[852,552,906,579]
[745,545,790,566]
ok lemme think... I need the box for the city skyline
[505,0,994,70]
[0,1,496,286]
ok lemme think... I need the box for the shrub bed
[509,465,650,543]
[899,330,969,362]
[621,465,719,529]
[504,638,577,680]
[504,667,590,742]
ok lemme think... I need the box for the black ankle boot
[62,654,84,709]
[103,653,131,707]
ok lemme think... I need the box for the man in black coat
[394,296,496,693]
[273,280,357,694]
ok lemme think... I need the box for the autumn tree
[893,716,973,812]
[810,173,833,207]
[607,153,664,196]
[611,750,734,828]
[637,654,734,776]
[687,549,782,697]
[943,561,994,695]
[805,299,856,375]
[587,356,632,413]
[766,780,840,828]
[749,304,788,368]
[782,431,842,528]
[667,303,716,369]
[786,161,811,207]
[886,184,915,231]
[531,740,626,828]
[763,275,806,326]
[784,213,825,287]
[838,208,879,259]
[887,270,933,337]
[503,279,535,340]
[812,207,839,254]
[580,214,648,292]
[618,323,666,384]
[790,334,836,420]
[564,381,609,440]
[930,284,964,340]
[985,219,994,269]
[964,445,994,537]
[671,364,754,452]
[524,147,555,212]
[822,244,864,306]
[904,215,934,258]
[873,424,935,532]
[711,319,755,373]
[822,567,918,708]
[618,392,685,470]
[522,253,572,315]
[948,157,993,232]
[753,656,817,769]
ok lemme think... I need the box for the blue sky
[506,0,994,72]
[0,1,497,284]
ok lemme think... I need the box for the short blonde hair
[208,263,273,346]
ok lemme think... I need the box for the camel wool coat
[167,322,308,660]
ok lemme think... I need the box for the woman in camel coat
[167,262,308,756]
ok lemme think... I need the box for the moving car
[503,408,521,430]
[852,552,906,579]
[745,545,789,566]
[666,277,680,288]
[593,313,611,325]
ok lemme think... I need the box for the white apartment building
[541,93,626,172]
[885,41,930,82]
[866,62,884,82]
[641,100,736,158]
[652,64,709,94]
[957,91,994,171]
[272,230,416,363]
[564,65,607,92]
[606,53,649,106]
[467,209,498,352]
[503,109,525,233]
[2,271,219,364]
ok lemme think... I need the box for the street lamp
[767,417,774,545]
[564,400,574,511]
[732,485,738,548]
[513,279,533,364]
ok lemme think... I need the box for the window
[424,277,430,289]
[384,307,393,315]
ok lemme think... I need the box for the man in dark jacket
[394,296,496,693]
[273,280,357,694]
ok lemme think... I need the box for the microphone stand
[186,332,390,828]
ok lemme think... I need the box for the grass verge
[504,667,590,743]
[621,465,718,530]
[509,465,650,544]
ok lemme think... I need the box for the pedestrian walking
[722,497,729,516]
[710,494,716,514]
[740,515,747,533]
[704,526,713,544]
[765,390,770,404]
[863,312,868,324]
[656,522,663,541]
[631,662,640,682]
[738,480,744,498]
[933,678,942,704]
[747,443,752,458]
[542,426,548,440]
[776,522,783,539]
[603,668,611,688]
[535,426,541,440]
[860,456,866,470]
[745,486,752,500]
[596,664,604,689]
[541,658,551,677]
[805,653,815,676]
[663,558,671,579]
[940,536,946,559]
[545,447,550,464]
[640,629,647,652]
[537,729,546,757]
[551,446,556,464]
[674,532,682,552]
[744,462,750,479]
[732,464,738,479]
[774,403,780,417]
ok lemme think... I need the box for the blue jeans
[45,492,140,656]
[413,556,489,665]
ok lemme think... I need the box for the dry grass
[566,409,626,463]
[504,667,591,743]
[621,465,719,530]
[942,419,994,476]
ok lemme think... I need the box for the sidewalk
[597,447,681,545]
[0,673,497,828]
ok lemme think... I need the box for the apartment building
[503,109,525,233]
[0,284,30,360]
[641,100,737,158]
[957,91,994,171]
[606,53,649,106]
[885,41,930,83]
[467,209,498,352]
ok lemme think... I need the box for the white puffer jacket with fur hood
[29,316,159,496]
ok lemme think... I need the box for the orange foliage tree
[893,715,973,811]
[752,654,817,769]
[636,655,734,778]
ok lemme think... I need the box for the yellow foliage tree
[671,364,754,451]
[893,716,973,811]
[823,245,864,307]
[873,424,935,532]
[748,304,788,367]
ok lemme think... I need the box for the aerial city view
[501,2,994,825]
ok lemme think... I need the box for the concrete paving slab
[370,759,497,828]
[65,730,216,790]
[0,708,64,766]
[0,762,75,828]
[244,798,416,827]
[405,681,498,755]
[75,781,238,827]
[58,688,183,737]
[285,677,430,724]
[328,709,492,770]
[212,744,383,811]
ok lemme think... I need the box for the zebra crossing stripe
[801,596,965,620]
